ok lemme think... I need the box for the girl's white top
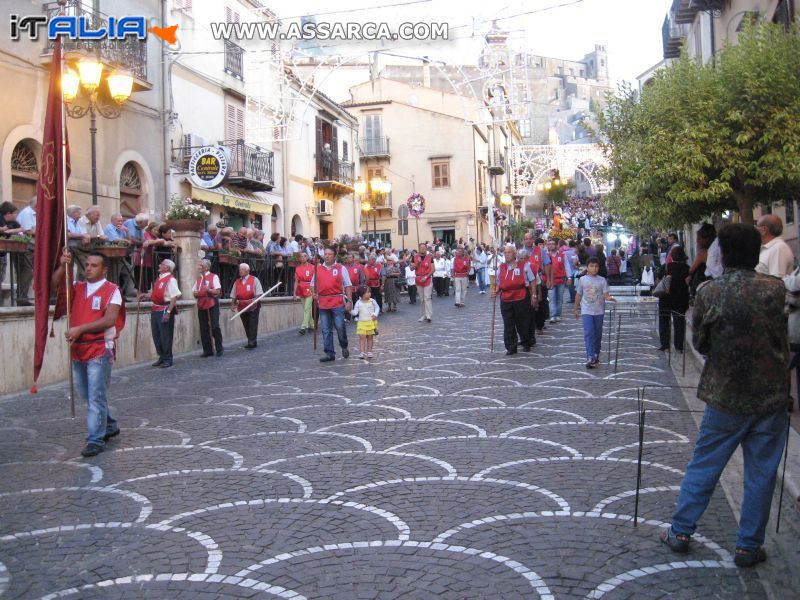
[351,298,380,321]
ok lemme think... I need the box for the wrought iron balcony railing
[172,139,274,191]
[360,137,390,158]
[662,12,687,59]
[488,151,506,174]
[315,155,354,191]
[42,0,148,84]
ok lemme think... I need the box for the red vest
[196,273,217,310]
[317,264,345,309]
[453,256,470,277]
[71,280,125,362]
[235,275,257,312]
[526,246,543,276]
[295,264,314,298]
[414,254,433,287]
[498,260,528,303]
[549,251,567,283]
[365,264,382,288]
[347,264,364,288]
[151,274,174,311]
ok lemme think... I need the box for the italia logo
[10,14,178,44]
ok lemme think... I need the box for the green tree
[595,24,800,228]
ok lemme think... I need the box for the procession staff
[192,259,223,357]
[312,247,353,362]
[229,262,263,349]
[364,254,384,313]
[294,251,315,335]
[452,246,471,307]
[412,243,434,323]
[52,250,124,458]
[491,245,537,355]
[138,258,181,368]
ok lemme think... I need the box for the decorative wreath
[406,193,426,217]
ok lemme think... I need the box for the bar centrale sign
[189,146,229,189]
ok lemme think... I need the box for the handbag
[652,274,672,299]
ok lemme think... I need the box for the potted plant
[164,194,210,232]
[0,234,33,253]
[286,252,304,267]
[218,248,242,265]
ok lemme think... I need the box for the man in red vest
[546,238,570,323]
[313,247,353,362]
[523,232,551,334]
[344,253,365,321]
[412,243,434,322]
[138,258,181,368]
[452,246,471,307]
[294,252,315,334]
[492,245,537,355]
[364,254,384,313]
[230,262,263,349]
[52,250,125,457]
[192,259,223,357]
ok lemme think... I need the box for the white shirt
[17,206,36,232]
[192,273,221,293]
[433,257,448,277]
[288,240,301,254]
[704,239,723,279]
[156,271,182,302]
[405,265,417,286]
[351,298,380,321]
[78,278,122,346]
[756,237,795,278]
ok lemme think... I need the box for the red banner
[32,39,70,390]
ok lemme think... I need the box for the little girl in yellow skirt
[351,286,380,359]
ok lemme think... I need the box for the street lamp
[62,56,134,205]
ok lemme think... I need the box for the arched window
[11,140,39,210]
[119,161,143,218]
[271,204,279,234]
[291,214,303,237]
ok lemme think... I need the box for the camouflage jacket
[693,269,789,414]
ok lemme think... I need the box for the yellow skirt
[356,320,377,336]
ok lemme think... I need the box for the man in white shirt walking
[756,215,794,277]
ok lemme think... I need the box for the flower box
[218,253,241,265]
[94,245,130,258]
[165,219,205,233]
[0,239,30,253]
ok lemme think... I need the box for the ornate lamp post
[62,57,134,205]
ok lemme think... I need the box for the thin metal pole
[667,311,673,366]
[490,283,497,352]
[634,403,646,528]
[606,303,614,364]
[614,311,622,374]
[681,311,687,377]
[133,251,144,360]
[775,415,791,534]
[89,105,98,205]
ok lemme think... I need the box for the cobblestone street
[0,292,778,598]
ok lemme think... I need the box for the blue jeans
[581,314,604,361]
[671,406,789,551]
[72,351,117,446]
[476,268,487,292]
[548,283,566,318]
[319,305,348,357]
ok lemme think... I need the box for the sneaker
[426,318,432,323]
[585,361,596,369]
[418,317,426,323]
[81,443,103,458]
[549,318,556,324]
[358,352,366,359]
[367,352,374,358]
[660,528,690,554]
[734,547,767,568]
[342,348,350,359]
[591,357,600,366]
[299,328,306,336]
[319,355,335,363]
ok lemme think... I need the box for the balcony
[662,12,687,59]
[173,139,274,191]
[41,0,149,88]
[488,151,506,175]
[314,155,354,195]
[224,40,244,80]
[671,0,726,25]
[360,137,390,159]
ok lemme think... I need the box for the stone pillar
[172,230,201,295]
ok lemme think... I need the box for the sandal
[734,547,766,568]
[660,528,690,553]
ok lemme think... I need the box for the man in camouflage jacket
[660,223,789,569]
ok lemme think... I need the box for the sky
[273,0,674,86]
